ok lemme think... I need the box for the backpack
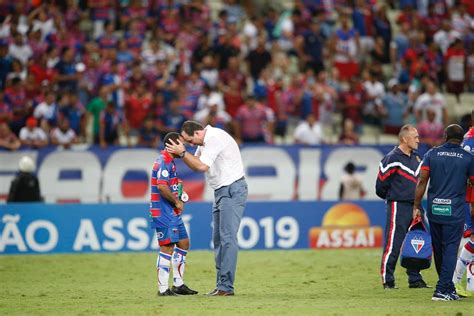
[400,218,432,270]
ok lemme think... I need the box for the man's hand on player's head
[166,138,185,156]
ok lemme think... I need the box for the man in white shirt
[293,113,323,145]
[414,81,448,126]
[166,120,248,296]
[19,117,48,149]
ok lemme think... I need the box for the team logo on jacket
[411,237,425,253]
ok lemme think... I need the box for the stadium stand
[0,0,473,149]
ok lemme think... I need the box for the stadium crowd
[0,0,473,151]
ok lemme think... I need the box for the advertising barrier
[0,144,429,203]
[0,201,387,255]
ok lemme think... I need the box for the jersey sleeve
[375,155,395,199]
[156,161,172,185]
[420,150,432,173]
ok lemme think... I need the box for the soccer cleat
[409,280,432,289]
[171,284,198,295]
[158,289,178,296]
[383,282,398,290]
[454,283,469,298]
[431,291,455,301]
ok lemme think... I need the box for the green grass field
[1,249,472,315]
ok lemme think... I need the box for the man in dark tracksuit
[376,125,429,289]
[414,124,474,301]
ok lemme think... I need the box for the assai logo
[308,203,383,249]
[411,237,425,253]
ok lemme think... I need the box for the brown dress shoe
[210,290,234,296]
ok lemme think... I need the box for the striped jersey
[376,146,422,202]
[149,150,182,228]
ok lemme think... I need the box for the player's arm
[157,184,183,211]
[413,169,429,219]
[166,139,209,172]
[375,157,394,199]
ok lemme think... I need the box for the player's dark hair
[181,120,204,136]
[163,132,180,147]
[444,124,464,143]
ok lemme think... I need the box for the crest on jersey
[161,170,169,177]
[411,237,424,253]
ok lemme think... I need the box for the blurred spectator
[99,101,122,148]
[0,122,21,151]
[194,95,231,130]
[382,79,409,135]
[293,113,323,145]
[0,91,12,123]
[157,97,186,139]
[125,81,152,133]
[414,81,448,126]
[7,156,41,203]
[0,41,11,89]
[417,108,444,147]
[339,162,365,200]
[235,95,272,143]
[19,117,48,149]
[339,118,359,145]
[362,70,386,127]
[55,47,80,93]
[138,116,160,149]
[4,77,28,135]
[33,90,58,131]
[50,118,77,149]
[339,77,366,134]
[330,14,360,81]
[312,70,338,137]
[444,38,466,103]
[87,86,109,144]
[246,36,272,81]
[8,33,32,65]
[59,91,86,140]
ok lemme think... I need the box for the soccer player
[413,124,474,301]
[453,111,474,297]
[150,132,198,296]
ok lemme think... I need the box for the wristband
[179,151,186,158]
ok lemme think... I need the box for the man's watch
[179,151,186,158]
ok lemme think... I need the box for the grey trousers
[212,177,248,292]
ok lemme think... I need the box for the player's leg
[213,179,247,294]
[156,227,177,296]
[171,224,198,295]
[453,206,473,292]
[453,233,474,297]
[381,201,402,288]
[434,222,463,299]
[210,199,221,294]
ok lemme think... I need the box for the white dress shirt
[195,125,245,190]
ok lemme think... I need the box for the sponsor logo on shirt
[433,198,452,205]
